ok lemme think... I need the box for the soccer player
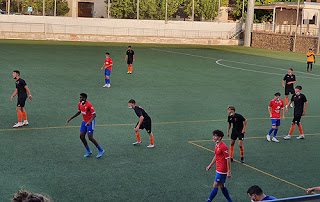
[206,130,232,202]
[11,70,33,128]
[284,86,308,140]
[247,185,277,201]
[101,52,113,88]
[267,92,285,143]
[306,48,315,73]
[282,68,296,107]
[227,106,247,163]
[66,93,104,158]
[128,99,154,148]
[125,46,135,74]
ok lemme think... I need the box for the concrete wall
[0,15,242,46]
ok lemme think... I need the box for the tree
[107,0,136,19]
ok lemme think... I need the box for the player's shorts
[136,119,152,133]
[215,172,227,184]
[285,86,295,95]
[271,119,281,127]
[105,69,112,76]
[231,130,244,141]
[307,61,313,65]
[127,60,133,64]
[17,96,27,107]
[292,114,302,125]
[80,119,95,134]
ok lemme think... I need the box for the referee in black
[125,46,135,74]
[282,68,296,108]
[11,70,33,128]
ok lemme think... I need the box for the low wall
[0,32,241,46]
[252,32,318,53]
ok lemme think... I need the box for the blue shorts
[105,69,111,76]
[214,172,227,184]
[271,119,280,127]
[80,119,95,134]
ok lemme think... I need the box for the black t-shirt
[126,50,134,61]
[228,113,245,132]
[291,93,307,115]
[283,74,296,88]
[16,78,27,98]
[134,106,151,120]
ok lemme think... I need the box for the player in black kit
[282,68,296,108]
[128,99,154,148]
[125,46,135,74]
[11,70,33,128]
[284,86,308,140]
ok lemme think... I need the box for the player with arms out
[101,52,113,88]
[11,70,33,128]
[284,86,308,140]
[227,106,247,163]
[67,93,104,158]
[128,99,154,148]
[306,48,315,73]
[282,68,295,108]
[267,92,285,143]
[206,130,232,202]
[125,46,135,74]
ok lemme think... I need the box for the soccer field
[1,40,320,201]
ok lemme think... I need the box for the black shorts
[17,96,27,107]
[292,114,302,125]
[127,60,133,64]
[231,130,244,141]
[285,86,295,95]
[136,119,152,133]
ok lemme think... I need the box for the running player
[101,52,113,88]
[267,92,285,143]
[284,86,308,140]
[128,99,154,148]
[125,46,135,74]
[206,130,232,202]
[11,70,33,128]
[282,68,295,107]
[306,48,315,73]
[67,93,104,158]
[227,106,247,163]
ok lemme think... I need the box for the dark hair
[13,70,20,75]
[289,68,293,71]
[295,86,302,90]
[274,92,281,96]
[80,93,87,99]
[128,46,131,48]
[213,130,224,138]
[105,52,110,55]
[247,185,263,196]
[12,190,50,202]
[309,48,312,50]
[128,99,135,104]
[228,106,235,111]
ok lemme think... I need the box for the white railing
[0,21,232,39]
[253,23,319,36]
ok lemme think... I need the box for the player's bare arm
[268,107,272,118]
[133,55,135,62]
[282,80,285,88]
[227,123,231,137]
[24,85,33,100]
[303,102,308,116]
[227,158,231,178]
[307,186,320,194]
[125,55,127,61]
[67,111,81,123]
[101,64,105,70]
[206,156,216,171]
[85,113,96,126]
[134,116,144,132]
[11,89,18,101]
[282,108,285,119]
[286,101,292,112]
[242,120,247,134]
